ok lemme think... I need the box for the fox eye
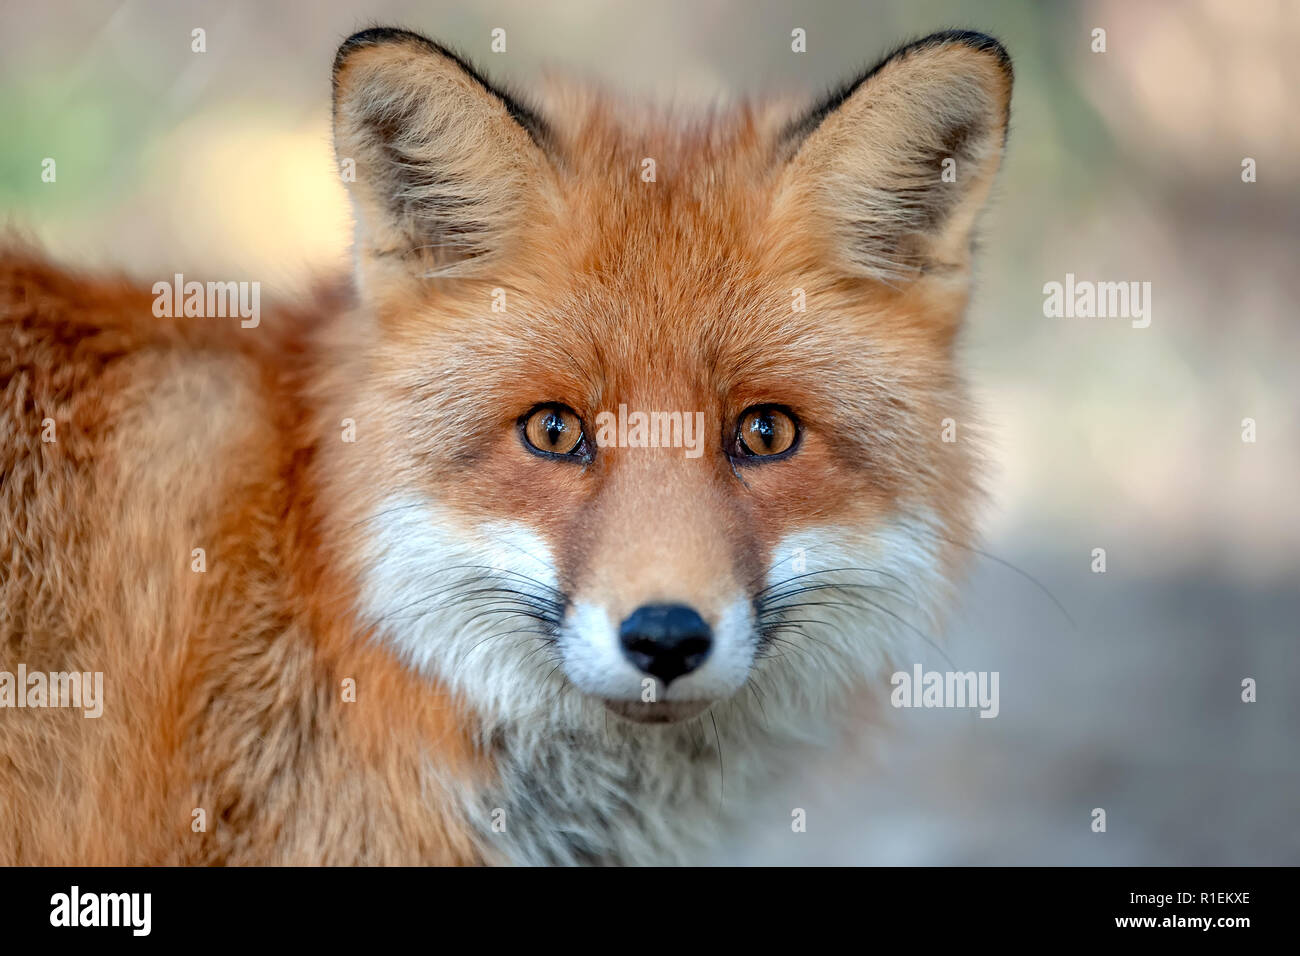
[735,405,800,459]
[521,404,589,460]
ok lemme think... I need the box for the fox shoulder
[0,248,270,658]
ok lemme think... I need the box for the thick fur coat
[0,28,1011,864]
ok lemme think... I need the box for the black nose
[619,603,713,686]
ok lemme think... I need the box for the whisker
[708,709,724,804]
[745,678,769,725]
[464,626,556,660]
[762,593,955,669]
[907,523,1076,629]
[753,565,919,602]
[758,580,915,610]
[369,573,565,630]
[340,501,428,534]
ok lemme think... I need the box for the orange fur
[0,252,487,863]
[0,28,1011,865]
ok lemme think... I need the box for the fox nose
[619,603,713,686]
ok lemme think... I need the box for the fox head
[326,28,1011,734]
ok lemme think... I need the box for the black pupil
[544,412,566,447]
[749,413,775,450]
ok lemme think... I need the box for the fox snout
[560,580,759,724]
[552,449,763,720]
[618,603,714,685]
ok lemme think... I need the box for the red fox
[0,28,1011,864]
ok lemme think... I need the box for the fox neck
[474,709,802,866]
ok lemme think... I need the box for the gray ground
[720,551,1299,865]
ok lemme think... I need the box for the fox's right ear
[332,28,556,279]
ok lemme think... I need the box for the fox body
[0,29,1011,864]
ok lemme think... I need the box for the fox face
[328,28,1010,756]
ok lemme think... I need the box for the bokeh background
[3,0,1296,863]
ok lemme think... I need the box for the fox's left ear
[773,31,1012,285]
[332,28,556,281]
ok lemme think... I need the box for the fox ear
[332,28,554,278]
[774,31,1012,284]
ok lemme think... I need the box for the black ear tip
[330,25,551,150]
[913,30,1013,79]
[780,29,1012,149]
[333,26,441,82]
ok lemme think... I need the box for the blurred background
[2,0,1296,863]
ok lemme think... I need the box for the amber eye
[521,404,588,459]
[735,405,799,459]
